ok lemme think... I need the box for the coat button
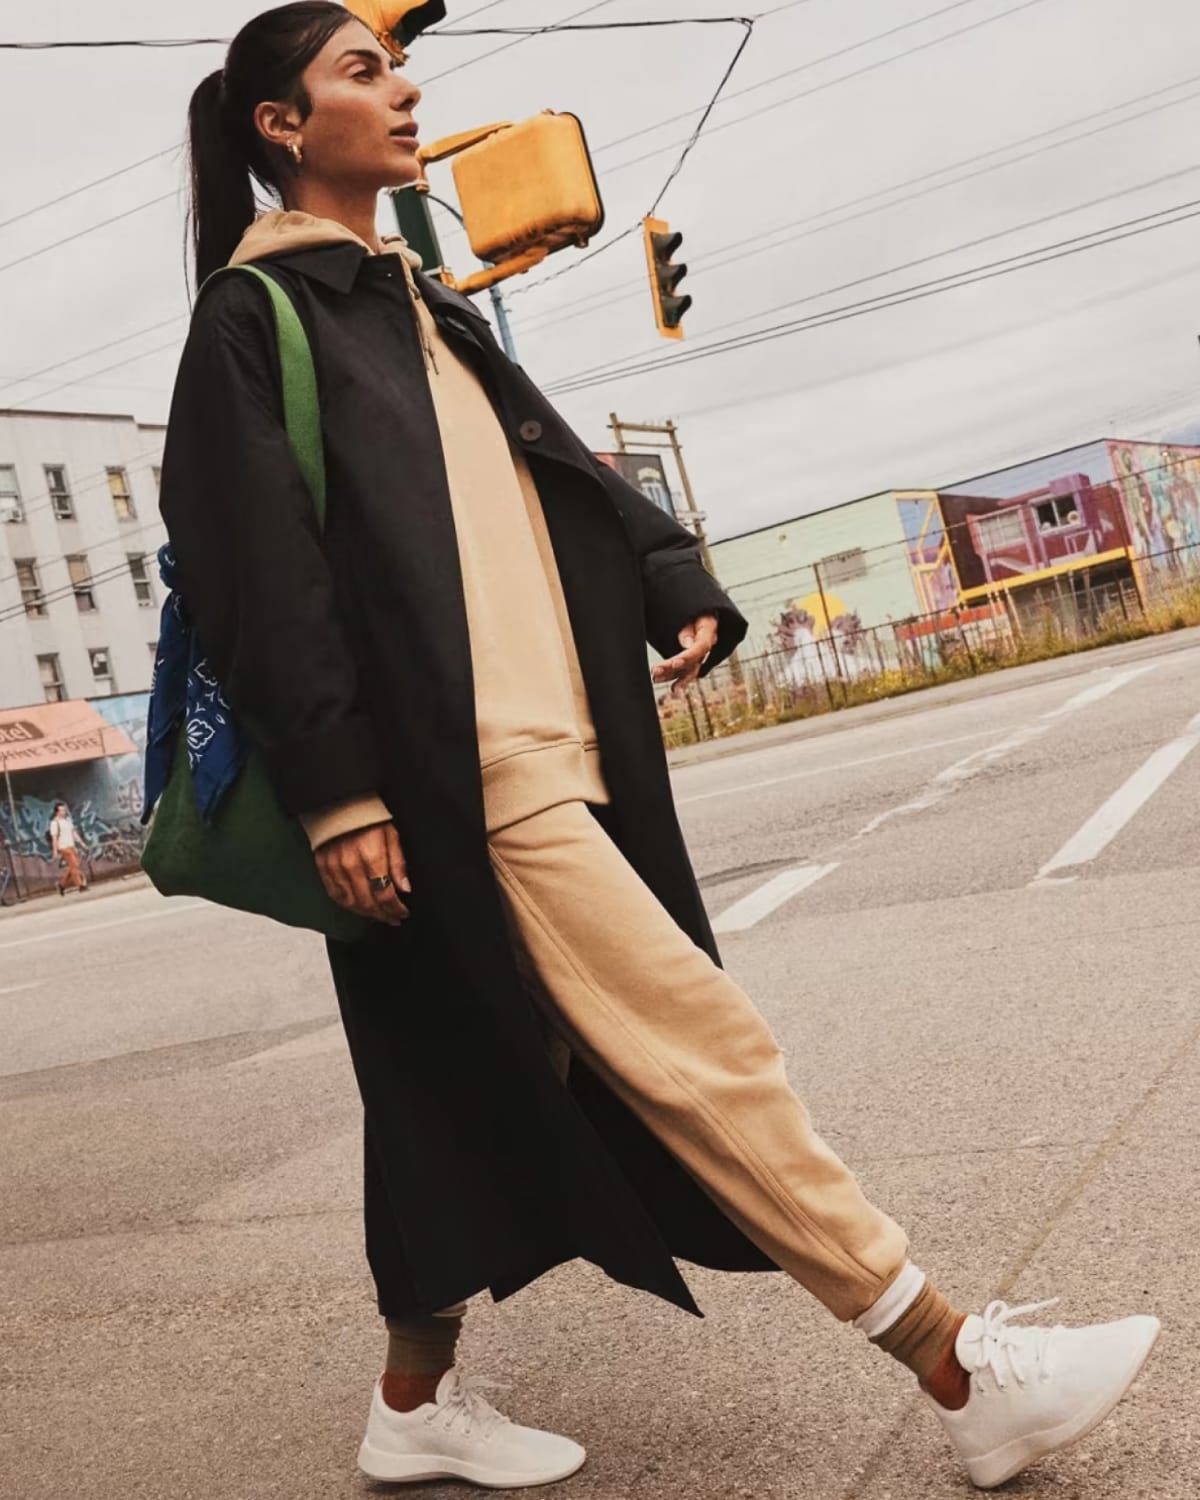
[519,420,543,443]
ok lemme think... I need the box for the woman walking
[157,4,1158,1488]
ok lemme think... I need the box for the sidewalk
[668,621,1200,769]
[2,870,151,917]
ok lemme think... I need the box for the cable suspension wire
[524,161,1200,378]
[604,0,1050,179]
[514,82,1200,337]
[3,449,1195,629]
[540,200,1200,396]
[543,197,1200,390]
[593,0,991,158]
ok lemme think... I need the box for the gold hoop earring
[287,139,304,172]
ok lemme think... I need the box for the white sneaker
[927,1298,1160,1489]
[356,1369,586,1489]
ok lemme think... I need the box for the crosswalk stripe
[712,864,839,934]
[1033,708,1200,883]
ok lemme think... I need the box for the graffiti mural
[770,592,874,685]
[898,492,958,614]
[0,693,149,898]
[1109,441,1200,563]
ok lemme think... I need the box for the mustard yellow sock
[381,1302,466,1412]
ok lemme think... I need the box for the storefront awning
[0,701,136,772]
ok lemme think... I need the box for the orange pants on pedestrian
[58,847,84,893]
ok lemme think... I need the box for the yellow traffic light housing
[643,216,691,340]
[342,0,446,62]
[418,113,604,294]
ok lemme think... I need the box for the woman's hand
[315,821,411,925]
[651,613,719,696]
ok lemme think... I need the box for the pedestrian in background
[159,3,1159,1491]
[48,801,88,896]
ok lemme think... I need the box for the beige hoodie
[229,212,608,848]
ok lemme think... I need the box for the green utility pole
[390,186,445,279]
[390,187,520,363]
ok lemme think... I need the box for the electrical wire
[421,0,623,86]
[0,147,181,235]
[543,196,1200,390]
[514,75,1200,332]
[4,449,1196,630]
[604,0,1050,179]
[0,315,187,408]
[508,17,756,292]
[0,448,167,550]
[594,0,990,159]
[541,200,1200,397]
[527,161,1200,381]
[0,193,177,282]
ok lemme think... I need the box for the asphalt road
[4,628,1200,1499]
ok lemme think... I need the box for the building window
[976,508,1027,551]
[127,552,155,607]
[0,464,23,523]
[107,466,136,521]
[15,558,45,617]
[89,647,115,695]
[1035,495,1079,531]
[37,653,64,703]
[44,464,74,520]
[819,548,868,587]
[67,554,97,612]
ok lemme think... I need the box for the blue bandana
[141,544,248,824]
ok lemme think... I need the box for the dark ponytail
[186,2,352,288]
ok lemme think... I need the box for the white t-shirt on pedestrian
[50,817,76,850]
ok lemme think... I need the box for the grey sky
[1,0,1199,539]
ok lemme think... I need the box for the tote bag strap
[202,263,327,532]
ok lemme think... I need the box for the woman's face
[270,19,423,192]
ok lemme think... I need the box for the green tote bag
[141,266,370,943]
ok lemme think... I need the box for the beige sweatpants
[489,800,908,1322]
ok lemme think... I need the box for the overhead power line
[513,72,1200,324]
[604,0,1050,180]
[540,199,1200,397]
[593,0,990,158]
[526,161,1200,381]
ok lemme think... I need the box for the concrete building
[0,407,166,710]
[705,437,1200,678]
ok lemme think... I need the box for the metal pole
[423,191,519,362]
[813,559,846,686]
[1,755,23,903]
[487,283,519,363]
[664,420,714,572]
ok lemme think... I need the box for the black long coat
[160,241,773,1320]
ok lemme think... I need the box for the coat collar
[257,241,492,328]
[261,240,370,294]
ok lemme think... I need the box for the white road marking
[1033,707,1200,883]
[674,729,1001,807]
[0,981,43,996]
[712,863,838,934]
[853,664,1158,840]
[0,901,211,951]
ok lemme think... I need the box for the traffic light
[643,216,691,340]
[343,1,446,60]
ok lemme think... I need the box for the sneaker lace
[427,1373,513,1440]
[966,1299,1063,1394]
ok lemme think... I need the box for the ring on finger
[368,873,393,892]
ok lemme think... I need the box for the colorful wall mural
[709,491,926,663]
[0,692,149,899]
[1108,441,1200,564]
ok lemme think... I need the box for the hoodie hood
[229,210,422,270]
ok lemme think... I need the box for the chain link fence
[659,543,1200,748]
